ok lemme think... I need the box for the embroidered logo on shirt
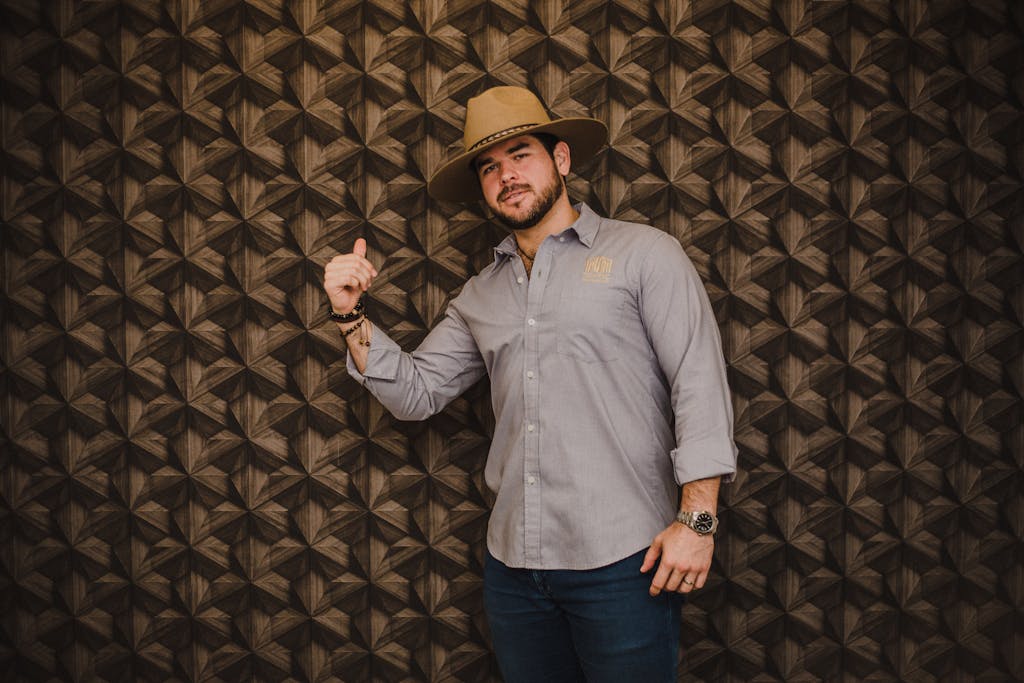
[582,256,613,283]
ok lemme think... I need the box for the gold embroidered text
[582,256,613,283]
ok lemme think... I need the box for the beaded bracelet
[340,317,365,338]
[339,317,371,347]
[329,296,364,323]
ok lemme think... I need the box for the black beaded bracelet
[340,317,365,338]
[329,296,364,323]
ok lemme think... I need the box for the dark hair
[531,132,560,158]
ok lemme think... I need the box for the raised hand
[324,238,378,315]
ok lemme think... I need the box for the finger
[327,253,378,279]
[678,574,696,593]
[348,264,376,287]
[324,269,360,291]
[353,237,367,258]
[649,562,672,597]
[640,542,661,574]
[326,263,375,288]
[326,256,373,274]
[328,272,368,293]
[663,569,686,593]
[694,571,708,590]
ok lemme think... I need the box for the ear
[553,140,572,175]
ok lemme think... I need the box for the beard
[489,165,565,231]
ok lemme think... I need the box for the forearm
[336,317,371,374]
[342,308,487,421]
[679,476,721,513]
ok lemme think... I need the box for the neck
[513,195,578,254]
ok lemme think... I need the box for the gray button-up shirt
[348,203,737,569]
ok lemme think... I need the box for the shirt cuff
[345,323,402,383]
[670,437,738,486]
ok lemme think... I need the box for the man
[324,86,737,682]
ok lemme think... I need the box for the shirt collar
[566,202,600,247]
[492,202,601,263]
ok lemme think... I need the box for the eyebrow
[474,141,532,171]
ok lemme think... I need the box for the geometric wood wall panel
[1,1,1022,680]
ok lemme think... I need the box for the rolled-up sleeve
[346,302,486,421]
[639,233,738,485]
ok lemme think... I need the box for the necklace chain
[516,244,537,262]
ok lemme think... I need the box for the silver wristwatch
[675,510,718,535]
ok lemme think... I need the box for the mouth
[499,186,531,204]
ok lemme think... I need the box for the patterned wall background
[2,0,1022,681]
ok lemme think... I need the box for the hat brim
[426,118,608,203]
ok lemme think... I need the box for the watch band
[675,510,718,535]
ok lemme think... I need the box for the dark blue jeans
[484,549,683,683]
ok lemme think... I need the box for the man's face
[473,135,570,231]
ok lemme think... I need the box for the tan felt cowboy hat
[426,86,608,203]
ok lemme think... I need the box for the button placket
[521,242,549,564]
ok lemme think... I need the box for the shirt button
[526,370,534,379]
[559,237,565,243]
[528,476,536,485]
[527,424,535,432]
[527,318,535,326]
[517,276,524,284]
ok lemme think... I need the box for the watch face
[694,512,714,534]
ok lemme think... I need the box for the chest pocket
[555,285,630,363]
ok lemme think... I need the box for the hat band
[468,123,540,152]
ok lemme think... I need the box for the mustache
[498,184,531,202]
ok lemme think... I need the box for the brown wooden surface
[1,1,1022,681]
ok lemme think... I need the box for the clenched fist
[324,238,379,315]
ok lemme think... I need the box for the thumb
[640,539,662,573]
[353,237,367,257]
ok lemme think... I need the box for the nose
[499,163,517,184]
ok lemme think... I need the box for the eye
[480,163,496,176]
